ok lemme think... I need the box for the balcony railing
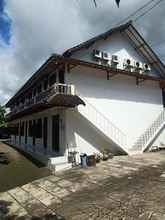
[53,83,75,95]
[9,83,76,115]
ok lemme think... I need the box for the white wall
[66,66,163,148]
[71,32,157,76]
[65,109,125,162]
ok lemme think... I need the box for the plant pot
[102,154,109,161]
[87,155,96,166]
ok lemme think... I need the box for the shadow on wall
[0,200,65,220]
[68,111,125,155]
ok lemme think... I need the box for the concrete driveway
[1,151,165,219]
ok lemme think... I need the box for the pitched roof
[63,21,132,57]
[6,52,165,107]
[63,21,165,77]
[6,21,165,107]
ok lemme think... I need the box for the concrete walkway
[1,152,165,219]
[0,142,50,192]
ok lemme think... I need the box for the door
[25,121,27,144]
[32,120,36,146]
[59,68,65,83]
[19,122,21,145]
[43,117,48,149]
[52,115,60,152]
[162,89,165,108]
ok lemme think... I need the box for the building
[6,21,165,171]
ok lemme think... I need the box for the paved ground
[0,142,50,192]
[1,151,165,219]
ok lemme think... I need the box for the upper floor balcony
[6,83,85,121]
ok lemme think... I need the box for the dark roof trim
[6,55,59,107]
[54,54,165,83]
[63,21,132,57]
[6,53,165,107]
[6,95,85,122]
[122,25,165,77]
[63,21,165,77]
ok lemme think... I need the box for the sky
[0,0,165,105]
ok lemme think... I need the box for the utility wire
[114,0,165,50]
[116,0,157,25]
[92,0,165,50]
[134,0,164,22]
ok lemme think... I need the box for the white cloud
[0,0,165,105]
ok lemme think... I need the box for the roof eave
[63,21,132,57]
[53,54,165,83]
[5,55,57,107]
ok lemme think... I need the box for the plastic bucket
[80,153,87,167]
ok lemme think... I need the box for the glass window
[59,69,65,83]
[37,84,42,94]
[44,79,48,90]
[33,88,36,97]
[49,73,56,86]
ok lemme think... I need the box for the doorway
[32,120,36,146]
[43,117,48,150]
[25,121,28,144]
[162,89,165,108]
[52,115,60,152]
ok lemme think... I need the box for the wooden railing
[9,83,76,115]
[53,83,75,95]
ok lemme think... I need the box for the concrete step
[48,156,72,172]
[55,162,72,172]
[49,156,67,164]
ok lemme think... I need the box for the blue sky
[0,0,11,46]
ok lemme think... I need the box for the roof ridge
[63,20,132,57]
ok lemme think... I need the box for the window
[28,92,32,99]
[44,79,48,90]
[36,118,42,138]
[59,68,65,83]
[37,84,42,94]
[33,88,36,97]
[49,73,56,86]
[21,98,25,105]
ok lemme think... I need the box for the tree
[0,105,6,127]
[93,0,120,7]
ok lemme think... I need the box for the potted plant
[101,149,109,161]
[95,153,101,163]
